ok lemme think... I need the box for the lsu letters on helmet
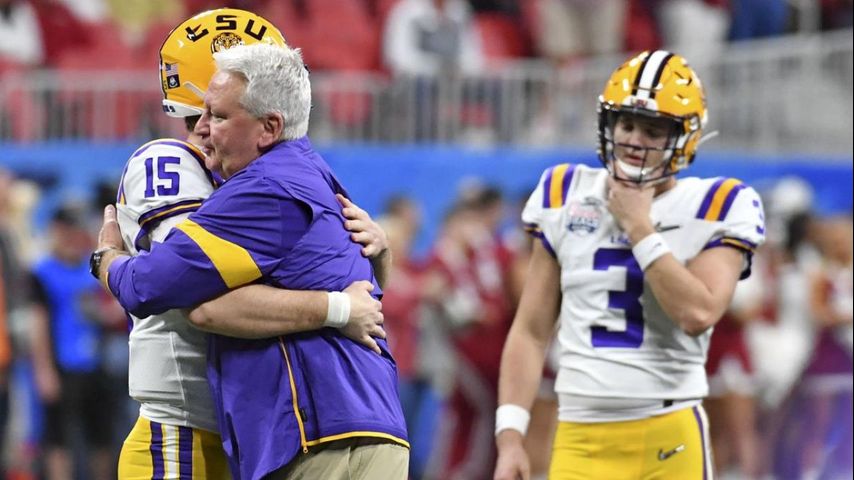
[159,8,287,117]
[597,50,708,184]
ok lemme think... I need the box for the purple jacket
[108,137,408,479]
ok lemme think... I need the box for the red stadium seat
[475,13,530,63]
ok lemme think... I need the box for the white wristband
[495,404,530,437]
[324,291,351,328]
[632,232,671,271]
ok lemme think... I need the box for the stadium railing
[1,30,851,157]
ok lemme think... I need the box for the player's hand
[606,175,655,243]
[337,194,390,258]
[97,205,124,251]
[494,430,531,480]
[340,281,386,355]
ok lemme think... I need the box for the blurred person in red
[793,214,853,479]
[425,185,516,479]
[376,194,439,480]
[704,269,765,479]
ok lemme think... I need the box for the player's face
[195,71,267,179]
[611,113,673,179]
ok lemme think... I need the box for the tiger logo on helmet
[597,50,709,184]
[159,8,287,118]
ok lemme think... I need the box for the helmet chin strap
[612,157,669,186]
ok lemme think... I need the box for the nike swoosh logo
[655,223,681,232]
[658,444,685,461]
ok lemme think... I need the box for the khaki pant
[268,438,409,480]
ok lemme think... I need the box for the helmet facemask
[598,106,684,186]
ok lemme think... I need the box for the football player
[493,50,766,480]
[113,9,390,479]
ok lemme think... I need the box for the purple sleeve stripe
[138,200,204,228]
[704,237,756,252]
[531,230,556,257]
[695,177,726,219]
[523,222,541,233]
[542,163,575,209]
[116,157,133,205]
[717,184,746,221]
[134,201,202,252]
[542,166,555,208]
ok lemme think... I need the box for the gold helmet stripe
[633,50,674,101]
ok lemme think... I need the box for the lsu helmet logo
[159,9,287,118]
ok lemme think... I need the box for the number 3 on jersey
[592,248,644,348]
[144,156,181,198]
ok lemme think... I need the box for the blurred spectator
[383,0,484,76]
[656,0,730,63]
[728,0,790,41]
[0,0,44,66]
[748,179,821,411]
[704,272,764,479]
[56,0,107,22]
[30,204,115,480]
[0,169,18,477]
[425,185,516,479]
[773,214,853,479]
[377,194,438,480]
[624,0,662,52]
[531,0,627,65]
[30,0,92,66]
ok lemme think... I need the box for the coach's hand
[340,281,386,354]
[494,430,530,480]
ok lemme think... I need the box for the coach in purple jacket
[95,43,409,480]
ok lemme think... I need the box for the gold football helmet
[159,8,287,117]
[597,50,708,183]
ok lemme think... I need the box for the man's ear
[257,113,284,150]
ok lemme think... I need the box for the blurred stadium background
[0,0,851,479]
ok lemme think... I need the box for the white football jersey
[116,139,220,432]
[522,163,765,421]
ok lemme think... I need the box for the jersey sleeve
[701,180,767,279]
[521,163,576,257]
[107,172,310,318]
[116,140,218,254]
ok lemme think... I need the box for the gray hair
[213,43,311,140]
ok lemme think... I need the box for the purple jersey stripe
[138,199,205,228]
[150,421,165,480]
[717,184,746,221]
[178,426,193,480]
[696,178,726,219]
[693,406,709,480]
[704,236,757,252]
[542,167,555,208]
[135,201,204,252]
[531,230,556,257]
